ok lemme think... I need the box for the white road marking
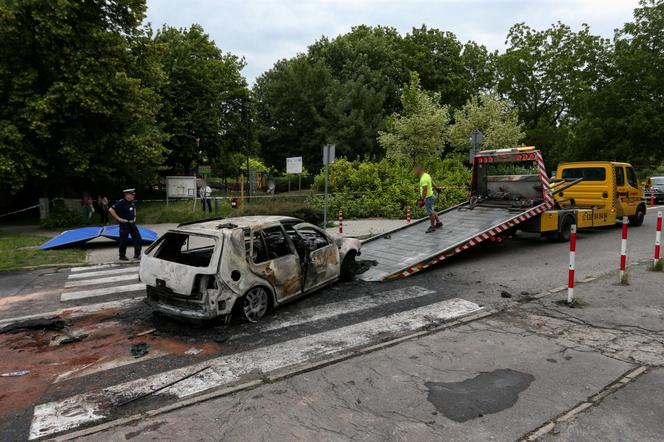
[60,284,146,302]
[70,264,119,273]
[54,351,167,384]
[647,205,664,210]
[0,298,143,327]
[234,286,435,337]
[64,274,139,288]
[67,267,139,280]
[29,298,482,439]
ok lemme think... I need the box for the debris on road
[0,317,69,334]
[0,370,29,377]
[134,328,156,337]
[500,290,512,298]
[59,333,88,345]
[184,347,203,355]
[130,342,149,358]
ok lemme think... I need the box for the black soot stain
[425,369,535,422]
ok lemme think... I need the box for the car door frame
[614,165,629,218]
[246,225,303,303]
[293,223,340,292]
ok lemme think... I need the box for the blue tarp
[38,225,158,250]
[101,225,158,243]
[38,227,104,250]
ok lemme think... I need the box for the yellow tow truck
[525,161,647,241]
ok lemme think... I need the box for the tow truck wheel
[241,287,270,323]
[628,205,646,227]
[550,216,574,242]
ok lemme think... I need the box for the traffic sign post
[323,144,335,228]
[287,156,303,193]
[468,129,484,164]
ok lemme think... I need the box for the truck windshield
[561,167,606,181]
[149,232,219,267]
[652,178,664,186]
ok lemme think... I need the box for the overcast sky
[145,0,640,84]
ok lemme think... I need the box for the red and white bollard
[567,224,577,304]
[654,211,662,268]
[406,207,411,224]
[620,216,629,283]
[651,193,656,208]
[338,210,343,234]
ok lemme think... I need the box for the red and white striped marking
[406,207,411,224]
[568,224,577,303]
[535,150,553,205]
[651,194,656,208]
[338,210,343,234]
[654,211,662,267]
[620,216,629,282]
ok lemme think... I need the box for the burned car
[140,216,361,322]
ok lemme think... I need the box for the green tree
[0,0,167,194]
[378,73,450,165]
[154,25,249,175]
[495,22,610,163]
[449,95,525,153]
[571,0,664,166]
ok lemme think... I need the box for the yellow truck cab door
[625,167,641,214]
[614,165,629,218]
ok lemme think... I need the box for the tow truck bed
[358,202,549,281]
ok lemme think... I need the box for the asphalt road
[0,206,662,440]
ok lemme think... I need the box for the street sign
[286,156,303,174]
[166,176,197,198]
[323,144,336,165]
[198,165,212,176]
[469,129,485,163]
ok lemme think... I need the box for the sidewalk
[78,263,663,441]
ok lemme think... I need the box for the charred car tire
[340,250,358,282]
[628,205,646,227]
[241,286,270,323]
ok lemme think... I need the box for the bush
[310,157,470,218]
[239,200,323,225]
[41,205,80,229]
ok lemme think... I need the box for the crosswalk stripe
[70,264,120,273]
[0,297,143,327]
[60,283,146,302]
[29,298,482,439]
[67,267,139,280]
[64,274,139,288]
[234,286,435,338]
[54,351,168,384]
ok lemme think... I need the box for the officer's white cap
[123,188,136,194]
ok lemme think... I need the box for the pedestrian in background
[199,182,212,212]
[81,192,94,224]
[415,165,443,233]
[97,195,109,225]
[108,188,142,261]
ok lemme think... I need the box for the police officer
[109,188,142,261]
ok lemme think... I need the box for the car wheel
[340,250,357,281]
[553,216,574,242]
[628,206,646,227]
[242,287,269,323]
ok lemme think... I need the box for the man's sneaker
[436,222,443,228]
[119,256,129,261]
[132,255,142,261]
[425,226,437,233]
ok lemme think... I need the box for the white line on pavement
[64,274,139,288]
[54,351,168,384]
[67,267,139,280]
[29,298,482,439]
[0,298,143,327]
[60,284,146,302]
[70,264,119,273]
[647,205,664,210]
[234,286,435,337]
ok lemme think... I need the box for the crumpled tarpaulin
[38,225,158,250]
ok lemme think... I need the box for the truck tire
[551,216,574,242]
[628,205,646,227]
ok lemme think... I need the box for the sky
[145,0,640,84]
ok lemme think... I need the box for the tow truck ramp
[358,201,550,282]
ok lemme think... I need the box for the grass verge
[0,231,86,272]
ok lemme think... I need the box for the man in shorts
[416,165,443,233]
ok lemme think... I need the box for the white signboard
[166,176,197,198]
[286,156,303,174]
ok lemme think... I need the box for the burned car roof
[177,216,303,233]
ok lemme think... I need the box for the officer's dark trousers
[119,222,142,258]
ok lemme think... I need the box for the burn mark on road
[425,369,534,422]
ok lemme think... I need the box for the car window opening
[152,232,217,267]
[562,167,607,181]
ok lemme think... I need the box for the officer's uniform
[111,191,142,259]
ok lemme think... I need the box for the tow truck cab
[525,161,646,241]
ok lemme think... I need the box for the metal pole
[323,163,329,228]
[567,224,577,304]
[654,211,662,268]
[620,216,629,283]
[299,174,301,191]
[288,175,291,193]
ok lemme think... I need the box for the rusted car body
[140,216,361,322]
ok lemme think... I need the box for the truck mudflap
[358,201,552,281]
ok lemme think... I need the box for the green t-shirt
[419,172,434,198]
